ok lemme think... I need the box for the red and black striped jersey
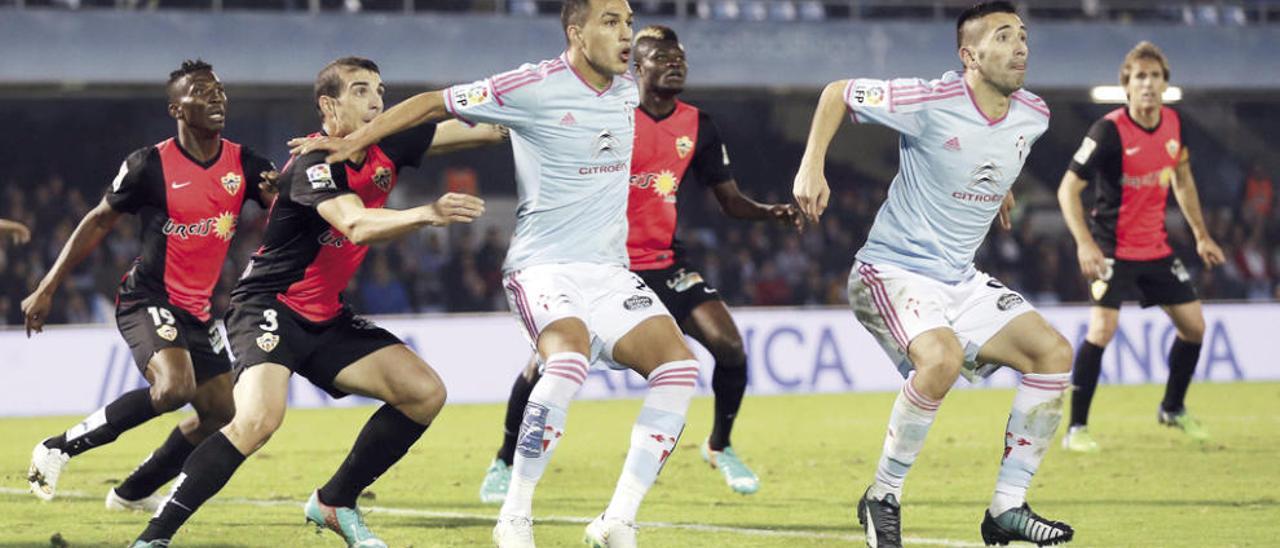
[627,101,733,270]
[232,124,436,323]
[1069,107,1188,261]
[106,138,275,321]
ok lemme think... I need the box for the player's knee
[911,341,964,379]
[1176,317,1205,343]
[199,399,236,431]
[707,333,747,369]
[1086,317,1118,346]
[227,409,282,448]
[1037,333,1074,375]
[398,376,447,424]
[150,380,197,413]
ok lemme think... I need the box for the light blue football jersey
[844,71,1050,283]
[445,54,638,273]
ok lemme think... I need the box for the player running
[792,3,1075,546]
[1058,41,1225,452]
[22,60,278,511]
[297,2,703,546]
[477,24,801,504]
[130,57,493,547]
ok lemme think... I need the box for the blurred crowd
[2,166,1277,326]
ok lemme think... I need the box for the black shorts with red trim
[225,294,403,398]
[115,295,230,384]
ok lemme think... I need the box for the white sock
[603,360,699,522]
[499,352,588,519]
[868,374,941,501]
[991,372,1070,516]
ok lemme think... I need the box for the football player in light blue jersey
[297,2,701,547]
[792,2,1076,547]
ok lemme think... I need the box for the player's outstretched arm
[316,192,484,247]
[294,90,453,164]
[1171,157,1225,267]
[21,198,123,336]
[1057,170,1106,279]
[0,218,31,244]
[428,121,509,156]
[793,79,850,223]
[711,180,803,230]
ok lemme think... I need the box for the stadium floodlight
[1090,86,1182,104]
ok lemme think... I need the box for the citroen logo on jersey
[220,172,242,196]
[675,135,693,159]
[969,161,1004,189]
[592,129,623,160]
[372,166,393,193]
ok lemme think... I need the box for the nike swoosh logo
[1124,147,1141,156]
[171,181,192,189]
[703,287,717,294]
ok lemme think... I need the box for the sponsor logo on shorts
[1171,258,1191,283]
[996,293,1025,311]
[666,268,705,293]
[256,332,280,353]
[516,402,549,458]
[624,295,653,311]
[156,325,178,342]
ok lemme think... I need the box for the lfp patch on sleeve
[450,82,492,111]
[306,164,336,190]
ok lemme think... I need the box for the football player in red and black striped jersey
[1057,42,1225,451]
[22,60,278,510]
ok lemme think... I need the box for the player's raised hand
[1076,240,1108,280]
[1196,236,1226,268]
[425,193,486,226]
[792,168,830,223]
[997,191,1016,231]
[0,218,31,245]
[768,203,805,232]
[20,290,53,338]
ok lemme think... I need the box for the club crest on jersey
[256,332,280,353]
[156,325,178,342]
[307,164,336,190]
[450,82,490,110]
[372,166,393,192]
[220,171,243,196]
[1165,139,1180,159]
[675,135,693,159]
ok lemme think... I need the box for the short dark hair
[956,1,1018,49]
[561,0,592,39]
[167,59,213,88]
[314,56,380,106]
